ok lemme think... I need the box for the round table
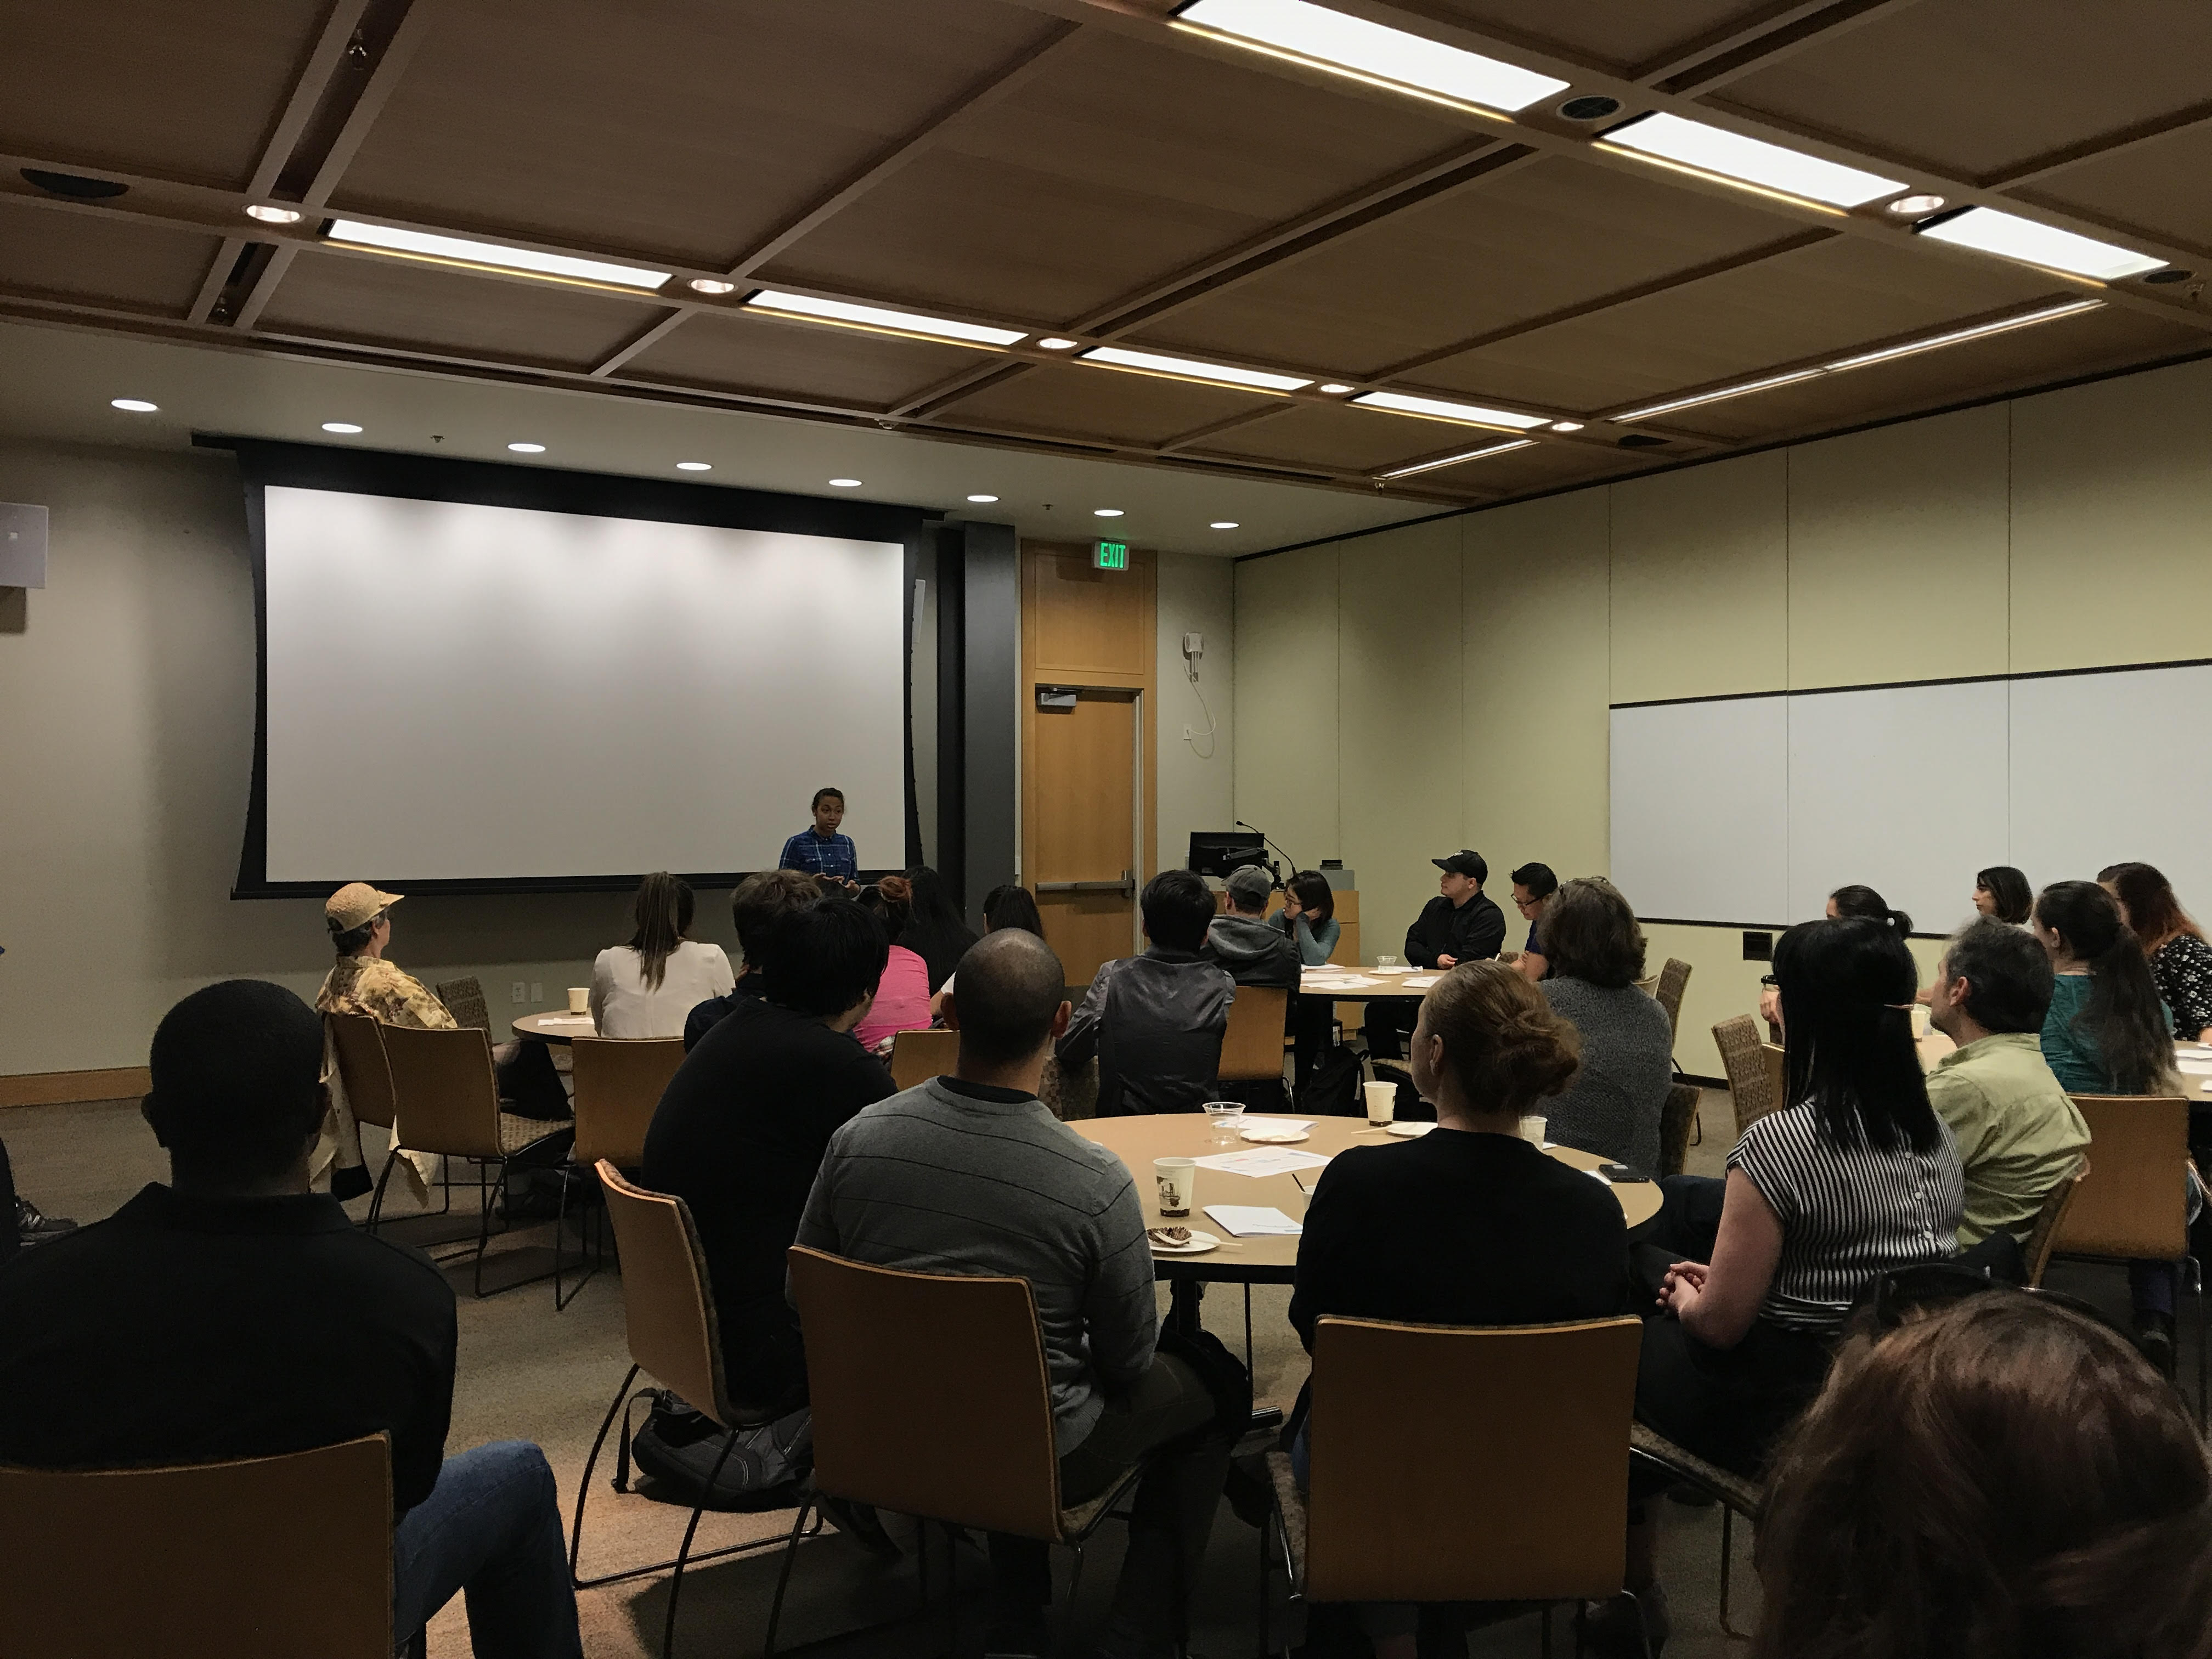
[512,1011,599,1044]
[1071,1114,1663,1284]
[1298,965,1434,1001]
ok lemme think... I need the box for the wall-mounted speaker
[0,504,48,588]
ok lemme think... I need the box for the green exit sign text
[1093,539,1129,571]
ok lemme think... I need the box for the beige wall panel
[1786,404,2011,688]
[1609,451,1788,702]
[1233,543,1342,874]
[1463,490,1611,895]
[2009,357,2212,673]
[1339,518,1465,961]
[1155,551,1236,875]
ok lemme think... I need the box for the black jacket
[1404,891,1506,969]
[1058,946,1235,1115]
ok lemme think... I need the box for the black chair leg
[569,1363,641,1585]
[762,1489,822,1659]
[661,1431,741,1658]
[364,1147,399,1232]
[405,1630,427,1658]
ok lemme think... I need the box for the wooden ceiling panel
[1127,154,1807,377]
[2030,124,2212,257]
[1204,403,1481,472]
[622,313,988,409]
[0,201,219,314]
[0,0,323,188]
[1413,235,2062,414]
[933,363,1276,448]
[1718,0,2212,179]
[335,0,1062,268]
[759,28,1465,323]
[1418,0,1771,76]
[255,251,653,370]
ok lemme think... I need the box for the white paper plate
[1239,1126,1310,1144]
[1386,1121,1435,1137]
[1147,1227,1221,1255]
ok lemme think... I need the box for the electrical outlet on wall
[530,982,543,1002]
[510,981,527,1003]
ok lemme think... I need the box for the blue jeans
[393,1441,582,1659]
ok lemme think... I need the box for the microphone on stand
[1236,820,1300,889]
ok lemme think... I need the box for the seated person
[2102,861,2212,1044]
[684,869,820,1048]
[1923,917,2089,1264]
[590,871,733,1039]
[1761,883,1916,1031]
[1272,871,1342,1084]
[930,882,1045,1012]
[1509,860,1558,982]
[1537,878,1673,1174]
[1368,850,1505,1059]
[644,900,896,1412]
[1058,869,1235,1116]
[1205,865,1301,988]
[1289,961,1627,1659]
[1973,864,2035,927]
[900,865,979,994]
[1754,1292,2209,1659]
[0,980,581,1657]
[854,876,934,1054]
[798,929,1235,1659]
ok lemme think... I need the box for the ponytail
[2036,881,2178,1095]
[1830,884,1912,939]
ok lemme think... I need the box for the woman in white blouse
[590,872,734,1039]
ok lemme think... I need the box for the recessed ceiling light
[1078,345,1311,392]
[1822,298,2103,372]
[1348,390,1549,429]
[829,478,863,488]
[2143,268,2193,285]
[110,398,157,413]
[245,204,303,224]
[967,493,1000,503]
[676,461,712,471]
[320,422,363,434]
[688,278,737,295]
[1611,371,1824,424]
[1038,337,1081,351]
[1885,193,1946,217]
[1558,95,1621,122]
[1378,439,1534,481]
[1548,420,1584,433]
[1598,111,1904,210]
[1318,382,1356,394]
[325,219,672,290]
[1173,0,1568,116]
[745,290,1026,347]
[1093,509,1124,518]
[1914,206,2164,281]
[1210,521,1240,529]
[507,442,546,453]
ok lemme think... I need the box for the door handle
[1037,868,1136,898]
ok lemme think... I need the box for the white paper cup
[1518,1114,1548,1146]
[1154,1157,1197,1217]
[567,986,590,1015]
[1909,1004,1932,1039]
[1363,1080,1396,1126]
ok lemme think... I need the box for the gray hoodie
[1205,912,1302,988]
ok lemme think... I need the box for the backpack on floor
[620,1389,811,1511]
[1295,1043,1362,1117]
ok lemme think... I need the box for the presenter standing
[780,787,859,889]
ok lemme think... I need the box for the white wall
[1154,550,1237,873]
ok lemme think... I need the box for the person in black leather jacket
[1059,870,1235,1115]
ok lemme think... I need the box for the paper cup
[567,987,589,1014]
[1518,1114,1547,1146]
[1154,1157,1197,1218]
[1363,1080,1396,1126]
[1909,1004,1932,1039]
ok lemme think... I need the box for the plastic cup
[1363,1081,1396,1126]
[1154,1157,1197,1217]
[1204,1101,1246,1144]
[567,987,589,1014]
[1518,1114,1548,1146]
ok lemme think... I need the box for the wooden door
[1030,687,1141,986]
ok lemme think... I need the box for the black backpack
[618,1389,811,1511]
[1295,1044,1363,1117]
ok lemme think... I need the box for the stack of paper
[1239,1116,1315,1137]
[1203,1205,1304,1237]
[1194,1147,1331,1177]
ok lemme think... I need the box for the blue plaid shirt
[778,828,857,880]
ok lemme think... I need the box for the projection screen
[257,485,908,887]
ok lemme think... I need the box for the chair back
[788,1245,1064,1540]
[1712,1015,1777,1137]
[570,1036,684,1167]
[597,1161,745,1426]
[2055,1097,2189,1260]
[2023,1156,2089,1288]
[1654,958,1691,1037]
[379,1023,505,1159]
[327,1012,397,1131]
[433,975,492,1031]
[890,1028,961,1092]
[1658,1082,1702,1178]
[1304,1316,1642,1604]
[1218,985,1291,1082]
[0,1434,392,1659]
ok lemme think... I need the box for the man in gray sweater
[795,928,1231,1659]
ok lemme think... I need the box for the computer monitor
[1187,830,1265,878]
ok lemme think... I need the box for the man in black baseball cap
[1368,851,1507,1058]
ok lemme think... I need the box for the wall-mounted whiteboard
[1611,662,2212,934]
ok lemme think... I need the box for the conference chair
[1658,1081,1702,1178]
[890,1027,960,1092]
[554,1035,685,1310]
[771,1246,1161,1658]
[1712,1016,1779,1137]
[1654,958,1691,1039]
[1627,1421,1765,1639]
[2052,1094,2204,1419]
[1218,984,1291,1109]
[0,1434,398,1659]
[571,1163,796,1657]
[2022,1156,2089,1289]
[375,1023,570,1298]
[325,1011,442,1228]
[1262,1316,1643,1656]
[432,975,493,1032]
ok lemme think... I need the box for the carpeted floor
[4,1091,2171,1657]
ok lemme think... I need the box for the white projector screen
[259,486,907,884]
[1611,663,2212,933]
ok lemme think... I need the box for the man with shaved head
[797,928,1234,1659]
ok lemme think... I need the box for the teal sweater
[1271,910,1341,966]
[2040,972,2170,1093]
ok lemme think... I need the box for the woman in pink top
[854,876,934,1054]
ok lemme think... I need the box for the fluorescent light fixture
[1599,112,1903,209]
[1823,298,2103,371]
[745,290,1026,346]
[689,278,736,295]
[829,478,862,488]
[245,204,302,224]
[321,422,363,434]
[110,398,157,412]
[325,219,671,290]
[1548,420,1584,433]
[1175,0,1567,116]
[1318,382,1355,394]
[1915,206,2163,281]
[1078,345,1310,392]
[1211,521,1240,529]
[1378,439,1533,480]
[1611,370,1822,423]
[1349,390,1548,429]
[676,461,712,471]
[967,493,1000,503]
[507,442,546,453]
[1038,337,1080,350]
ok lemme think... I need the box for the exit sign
[1093,539,1129,571]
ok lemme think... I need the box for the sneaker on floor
[2137,1311,2178,1380]
[16,1197,77,1246]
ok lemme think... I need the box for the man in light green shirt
[1926,918,2090,1248]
